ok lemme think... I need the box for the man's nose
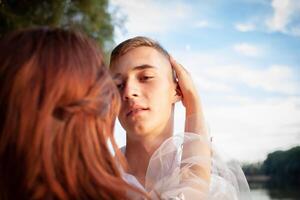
[121,80,139,101]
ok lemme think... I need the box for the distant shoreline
[246,175,270,183]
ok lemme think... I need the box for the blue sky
[110,0,300,163]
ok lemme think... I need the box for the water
[250,184,300,200]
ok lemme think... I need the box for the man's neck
[126,130,172,157]
[124,120,174,186]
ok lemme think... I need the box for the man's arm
[170,57,207,135]
[170,56,211,187]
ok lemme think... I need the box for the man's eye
[116,83,125,90]
[140,76,154,81]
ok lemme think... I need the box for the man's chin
[125,124,151,138]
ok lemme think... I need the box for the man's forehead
[111,64,157,79]
[110,46,171,74]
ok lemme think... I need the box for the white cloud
[240,65,298,94]
[194,20,210,28]
[233,43,261,57]
[185,44,191,51]
[204,96,300,162]
[225,95,255,105]
[290,26,300,37]
[111,0,193,40]
[173,51,299,95]
[235,23,256,32]
[203,64,299,95]
[193,76,234,93]
[266,0,295,31]
[266,0,300,36]
[171,51,237,93]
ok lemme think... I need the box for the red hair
[0,28,143,199]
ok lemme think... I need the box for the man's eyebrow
[112,64,156,79]
[132,64,156,71]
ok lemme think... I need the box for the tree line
[0,0,122,60]
[243,146,300,187]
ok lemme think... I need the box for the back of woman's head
[0,28,134,200]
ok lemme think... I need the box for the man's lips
[126,107,149,116]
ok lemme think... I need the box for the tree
[263,146,300,186]
[0,0,115,55]
[242,162,264,176]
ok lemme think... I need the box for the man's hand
[170,56,201,115]
[170,56,207,135]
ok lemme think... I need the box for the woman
[0,28,144,200]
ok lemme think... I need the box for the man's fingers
[170,56,189,77]
[170,56,181,72]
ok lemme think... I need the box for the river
[250,183,300,200]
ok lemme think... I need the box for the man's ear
[173,84,182,103]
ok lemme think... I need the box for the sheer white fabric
[122,132,251,200]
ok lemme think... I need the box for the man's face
[110,46,178,139]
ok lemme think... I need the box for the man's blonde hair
[110,36,170,65]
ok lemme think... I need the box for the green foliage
[262,146,300,186]
[0,0,115,53]
[242,162,264,176]
[242,146,300,187]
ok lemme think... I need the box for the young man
[109,36,211,188]
[110,37,252,200]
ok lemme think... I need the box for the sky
[109,0,300,163]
